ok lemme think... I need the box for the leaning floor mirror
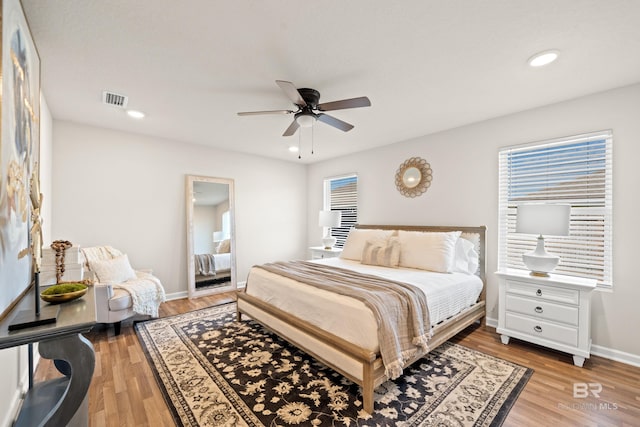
[186,175,237,298]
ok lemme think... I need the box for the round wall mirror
[395,157,432,198]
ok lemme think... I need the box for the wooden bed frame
[236,225,487,414]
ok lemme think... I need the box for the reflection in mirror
[402,167,421,188]
[186,175,236,298]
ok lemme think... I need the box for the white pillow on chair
[90,254,137,283]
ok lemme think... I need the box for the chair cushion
[108,288,133,312]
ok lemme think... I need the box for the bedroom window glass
[324,174,358,248]
[498,130,613,287]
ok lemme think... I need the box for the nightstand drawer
[505,312,578,347]
[506,294,579,325]
[506,280,579,305]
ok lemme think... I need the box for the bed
[236,225,486,414]
[194,253,232,287]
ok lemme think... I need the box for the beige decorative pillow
[361,237,401,268]
[340,229,395,261]
[398,230,461,273]
[89,254,137,283]
[216,239,231,254]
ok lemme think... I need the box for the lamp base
[322,236,337,250]
[522,235,560,276]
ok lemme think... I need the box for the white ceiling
[22,0,640,164]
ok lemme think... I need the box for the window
[323,174,358,248]
[221,210,231,239]
[498,131,613,287]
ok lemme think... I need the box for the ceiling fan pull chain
[311,123,314,155]
[298,129,302,159]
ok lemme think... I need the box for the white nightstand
[496,269,596,367]
[309,246,343,260]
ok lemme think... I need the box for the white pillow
[398,231,461,273]
[340,229,395,261]
[90,254,137,283]
[361,237,401,268]
[451,237,480,275]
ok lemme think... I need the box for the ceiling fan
[237,80,371,136]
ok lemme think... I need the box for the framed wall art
[0,0,41,319]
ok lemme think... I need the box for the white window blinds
[324,174,358,248]
[498,131,613,287]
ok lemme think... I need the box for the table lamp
[516,203,570,276]
[319,210,342,249]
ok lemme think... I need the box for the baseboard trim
[484,315,640,367]
[485,316,498,328]
[591,344,640,368]
[166,291,188,301]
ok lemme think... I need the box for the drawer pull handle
[536,289,542,296]
[534,325,543,333]
[535,306,543,313]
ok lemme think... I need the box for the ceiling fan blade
[317,96,371,111]
[317,113,354,132]
[276,80,307,106]
[282,119,300,136]
[237,109,294,116]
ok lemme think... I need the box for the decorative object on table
[0,0,42,321]
[40,282,89,304]
[40,242,85,285]
[137,303,532,427]
[318,210,341,249]
[50,240,73,282]
[516,203,570,276]
[395,156,432,198]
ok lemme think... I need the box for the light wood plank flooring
[35,292,640,426]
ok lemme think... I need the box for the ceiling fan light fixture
[288,145,299,152]
[296,113,315,128]
[528,50,560,67]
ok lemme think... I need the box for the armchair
[82,246,166,335]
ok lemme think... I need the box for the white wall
[51,121,308,297]
[0,95,53,427]
[194,205,216,254]
[307,83,640,361]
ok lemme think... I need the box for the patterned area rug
[136,303,532,426]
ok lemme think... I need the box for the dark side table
[0,285,96,426]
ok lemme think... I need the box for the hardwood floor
[35,293,640,426]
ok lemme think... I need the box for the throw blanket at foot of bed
[253,260,431,379]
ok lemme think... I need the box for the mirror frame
[394,157,433,198]
[185,175,237,298]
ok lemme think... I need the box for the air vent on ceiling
[102,90,129,108]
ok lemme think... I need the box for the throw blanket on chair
[115,271,166,317]
[252,260,431,379]
[82,245,166,318]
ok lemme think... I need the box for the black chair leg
[114,321,122,336]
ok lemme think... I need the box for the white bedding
[194,253,231,276]
[244,257,483,353]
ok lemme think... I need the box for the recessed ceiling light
[528,50,559,67]
[288,146,299,152]
[126,109,145,119]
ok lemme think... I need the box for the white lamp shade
[318,210,342,228]
[516,204,570,276]
[213,231,224,242]
[516,204,570,236]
